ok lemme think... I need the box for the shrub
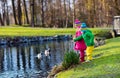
[62,51,79,69]
[91,28,112,39]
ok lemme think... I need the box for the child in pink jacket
[74,19,86,62]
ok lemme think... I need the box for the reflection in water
[12,47,18,71]
[0,40,74,78]
[3,48,8,71]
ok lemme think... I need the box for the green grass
[0,26,111,37]
[0,27,75,37]
[56,37,120,78]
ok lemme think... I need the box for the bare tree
[63,0,68,28]
[17,0,22,25]
[23,0,29,24]
[5,0,9,25]
[41,0,45,27]
[31,0,34,27]
[0,0,119,27]
[0,13,4,26]
[73,0,76,28]
[11,0,18,25]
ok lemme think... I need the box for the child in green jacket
[74,23,94,62]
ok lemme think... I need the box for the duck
[37,53,41,59]
[44,49,50,56]
[36,52,43,59]
[36,48,51,59]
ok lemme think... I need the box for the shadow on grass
[93,53,104,58]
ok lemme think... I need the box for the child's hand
[73,35,76,40]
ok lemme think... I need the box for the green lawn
[0,27,75,37]
[0,26,110,37]
[56,37,120,78]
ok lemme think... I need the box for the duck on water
[36,48,51,60]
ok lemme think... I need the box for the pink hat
[75,19,81,24]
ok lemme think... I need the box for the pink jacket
[74,30,86,50]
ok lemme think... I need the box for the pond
[0,40,74,78]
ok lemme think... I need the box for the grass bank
[0,27,75,37]
[0,26,111,37]
[56,37,120,78]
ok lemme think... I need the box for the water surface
[0,40,74,78]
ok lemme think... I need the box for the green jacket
[74,29,94,46]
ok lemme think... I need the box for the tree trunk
[6,2,10,25]
[23,0,30,24]
[2,0,6,26]
[31,0,35,27]
[41,0,45,27]
[0,13,4,26]
[64,0,68,28]
[73,0,76,28]
[59,0,62,27]
[17,0,22,25]
[11,0,18,25]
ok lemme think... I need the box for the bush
[62,51,79,69]
[91,28,112,39]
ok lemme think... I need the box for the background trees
[0,0,120,28]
